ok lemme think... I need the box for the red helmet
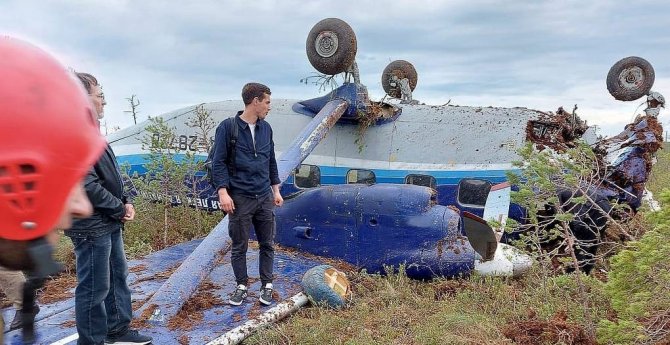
[0,37,106,241]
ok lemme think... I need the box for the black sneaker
[229,284,248,306]
[259,283,273,306]
[105,329,152,344]
[9,304,40,330]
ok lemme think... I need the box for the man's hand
[272,185,283,207]
[218,188,235,214]
[122,204,135,222]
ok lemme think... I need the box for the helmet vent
[0,163,39,213]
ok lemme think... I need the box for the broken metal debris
[526,106,588,152]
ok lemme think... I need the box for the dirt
[502,309,596,345]
[166,280,225,331]
[129,264,148,273]
[60,320,76,328]
[38,273,77,304]
[132,295,152,311]
[130,304,157,329]
[246,302,262,320]
[132,263,181,284]
[275,243,357,274]
[432,279,473,300]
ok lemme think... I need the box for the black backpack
[205,116,238,189]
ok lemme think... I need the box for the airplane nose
[473,243,534,277]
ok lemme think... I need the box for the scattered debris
[167,280,225,331]
[129,264,148,273]
[502,309,595,345]
[275,244,357,274]
[60,320,76,328]
[132,264,180,284]
[131,303,157,329]
[38,273,77,304]
[526,106,588,152]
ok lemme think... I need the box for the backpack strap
[227,116,239,177]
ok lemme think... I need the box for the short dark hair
[75,72,99,94]
[242,82,271,106]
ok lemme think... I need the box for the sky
[1,0,669,137]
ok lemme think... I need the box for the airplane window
[457,179,492,207]
[294,164,320,188]
[404,174,436,189]
[346,169,376,185]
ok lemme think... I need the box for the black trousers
[228,193,275,286]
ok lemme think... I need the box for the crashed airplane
[3,18,664,344]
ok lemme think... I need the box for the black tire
[606,56,655,101]
[382,60,418,98]
[306,18,357,75]
[301,265,349,308]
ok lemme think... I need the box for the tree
[125,94,140,125]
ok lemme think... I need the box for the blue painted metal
[140,217,231,324]
[2,242,323,344]
[293,83,362,122]
[292,83,400,125]
[277,98,348,182]
[598,116,663,210]
[276,184,476,279]
[139,99,348,325]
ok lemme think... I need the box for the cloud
[1,0,668,136]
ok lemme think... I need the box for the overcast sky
[2,0,668,136]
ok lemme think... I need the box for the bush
[598,189,670,344]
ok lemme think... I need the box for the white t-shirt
[249,123,256,146]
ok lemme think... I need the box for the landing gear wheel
[606,56,655,101]
[301,265,350,309]
[306,18,357,75]
[382,60,418,98]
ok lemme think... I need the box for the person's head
[242,82,271,120]
[76,72,106,120]
[0,37,106,270]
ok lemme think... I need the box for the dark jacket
[65,144,128,237]
[211,112,280,198]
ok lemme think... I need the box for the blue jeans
[71,229,132,345]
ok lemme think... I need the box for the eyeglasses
[92,93,105,101]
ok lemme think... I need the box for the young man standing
[211,83,283,306]
[64,73,152,345]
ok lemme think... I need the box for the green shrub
[598,189,670,344]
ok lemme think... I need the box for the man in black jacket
[65,73,152,345]
[212,82,283,306]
